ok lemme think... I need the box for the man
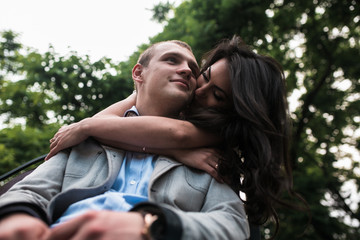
[0,40,250,240]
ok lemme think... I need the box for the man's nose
[177,63,192,79]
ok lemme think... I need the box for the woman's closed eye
[214,91,225,101]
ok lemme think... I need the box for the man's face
[138,42,199,110]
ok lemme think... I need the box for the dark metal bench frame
[0,154,46,196]
[0,154,46,182]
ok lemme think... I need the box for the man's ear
[132,63,144,84]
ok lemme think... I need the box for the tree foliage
[0,31,134,175]
[0,0,359,238]
[150,0,360,238]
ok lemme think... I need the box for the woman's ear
[132,63,144,84]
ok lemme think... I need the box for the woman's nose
[195,85,206,98]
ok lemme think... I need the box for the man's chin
[173,90,192,102]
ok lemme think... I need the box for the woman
[48,36,300,236]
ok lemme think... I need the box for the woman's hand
[45,120,89,160]
[171,148,223,182]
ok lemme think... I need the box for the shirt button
[130,180,136,185]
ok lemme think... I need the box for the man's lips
[170,79,189,90]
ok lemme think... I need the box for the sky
[0,0,183,62]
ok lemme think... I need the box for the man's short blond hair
[137,40,193,67]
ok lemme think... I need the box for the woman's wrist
[79,118,92,136]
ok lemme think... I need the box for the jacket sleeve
[133,178,250,240]
[0,150,70,223]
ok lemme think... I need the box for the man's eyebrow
[188,61,200,76]
[164,52,199,76]
[184,55,199,77]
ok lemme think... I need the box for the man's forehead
[155,42,197,63]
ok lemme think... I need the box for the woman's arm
[84,116,219,148]
[45,92,222,179]
[46,89,220,160]
[46,91,220,159]
[47,124,221,180]
[46,115,219,159]
[93,137,222,181]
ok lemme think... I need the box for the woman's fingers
[46,144,58,160]
[206,164,223,183]
[50,137,59,150]
[203,148,225,183]
[206,153,219,169]
[198,150,222,183]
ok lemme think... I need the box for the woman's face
[194,58,232,109]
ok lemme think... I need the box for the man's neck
[135,104,180,118]
[135,92,187,118]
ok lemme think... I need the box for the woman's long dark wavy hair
[186,36,304,236]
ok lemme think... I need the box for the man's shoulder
[154,156,213,191]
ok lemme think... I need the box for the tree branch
[291,39,333,168]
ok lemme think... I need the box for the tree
[148,0,359,239]
[0,31,134,174]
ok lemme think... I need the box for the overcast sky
[0,0,183,62]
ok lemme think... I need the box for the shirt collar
[124,106,140,117]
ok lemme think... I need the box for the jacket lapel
[102,145,125,189]
[148,156,182,188]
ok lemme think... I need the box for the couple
[0,36,292,239]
